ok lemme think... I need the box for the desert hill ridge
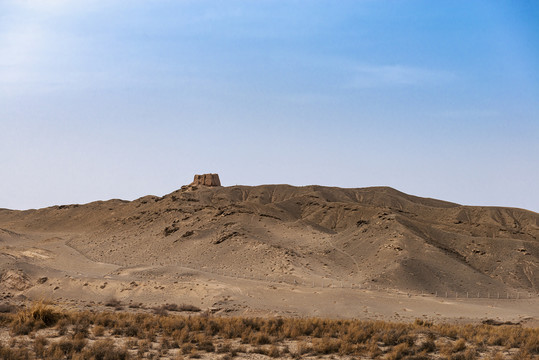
[1,182,538,300]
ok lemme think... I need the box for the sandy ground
[2,234,538,326]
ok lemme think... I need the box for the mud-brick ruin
[190,173,221,187]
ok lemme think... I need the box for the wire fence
[171,263,539,300]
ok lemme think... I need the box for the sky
[1,0,538,212]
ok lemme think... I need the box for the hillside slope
[1,184,538,295]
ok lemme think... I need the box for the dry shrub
[377,323,413,346]
[512,349,534,360]
[70,313,91,337]
[93,324,105,337]
[216,342,232,354]
[152,306,168,316]
[161,303,181,312]
[418,338,436,353]
[104,298,123,310]
[162,318,187,337]
[0,342,32,360]
[438,324,460,340]
[34,335,48,358]
[172,327,192,344]
[105,298,121,307]
[124,324,139,337]
[137,339,151,356]
[160,337,171,351]
[11,301,61,335]
[82,339,129,360]
[56,318,70,336]
[179,304,201,312]
[449,348,477,360]
[338,341,360,356]
[3,306,539,359]
[386,342,415,360]
[196,340,215,353]
[414,318,433,328]
[267,345,281,358]
[524,334,539,354]
[312,336,341,355]
[295,340,313,356]
[488,333,505,346]
[251,332,272,345]
[45,335,88,359]
[366,338,382,358]
[250,344,282,358]
[453,338,467,353]
[344,321,374,344]
[181,343,194,355]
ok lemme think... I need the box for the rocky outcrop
[0,270,31,291]
[191,174,221,187]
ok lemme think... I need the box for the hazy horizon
[1,1,538,212]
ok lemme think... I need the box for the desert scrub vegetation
[0,302,538,359]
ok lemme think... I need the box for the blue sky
[1,0,538,212]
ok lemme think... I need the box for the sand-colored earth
[1,184,538,324]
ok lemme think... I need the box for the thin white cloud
[349,64,455,88]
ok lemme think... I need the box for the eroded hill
[1,184,538,296]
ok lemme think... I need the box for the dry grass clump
[40,334,88,359]
[0,304,538,359]
[152,303,201,316]
[385,342,414,360]
[104,297,123,310]
[82,339,129,360]
[10,300,61,335]
[178,304,202,312]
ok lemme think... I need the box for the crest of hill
[0,184,536,233]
